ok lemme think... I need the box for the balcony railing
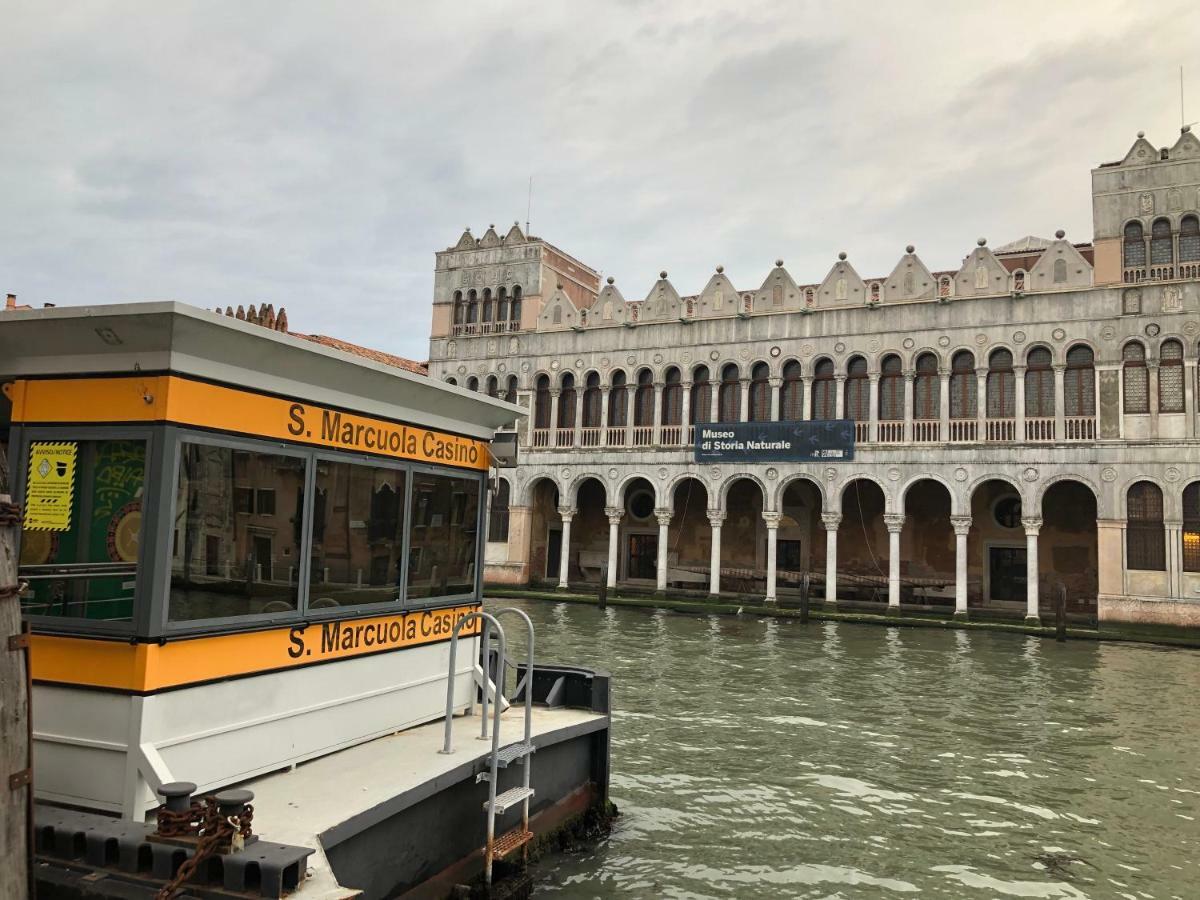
[912,420,939,442]
[531,428,551,448]
[854,421,869,443]
[632,426,654,447]
[877,421,904,443]
[1064,416,1096,440]
[949,419,977,442]
[555,429,575,448]
[985,418,1015,442]
[660,425,683,446]
[1025,417,1055,441]
[452,321,520,336]
[607,426,627,447]
[580,426,603,447]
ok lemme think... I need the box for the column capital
[1052,363,1066,373]
[868,373,881,384]
[653,383,664,393]
[549,389,561,399]
[883,513,906,533]
[821,512,842,530]
[1147,360,1160,370]
[654,508,673,526]
[950,514,973,535]
[762,511,782,528]
[1012,364,1026,376]
[938,368,950,378]
[604,506,623,522]
[557,506,576,522]
[707,510,726,527]
[1096,517,1126,528]
[768,377,783,388]
[903,371,915,383]
[1022,516,1042,535]
[974,366,988,377]
[834,374,847,383]
[1164,517,1184,529]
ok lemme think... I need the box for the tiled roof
[296,333,428,375]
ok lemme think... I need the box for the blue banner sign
[694,420,855,462]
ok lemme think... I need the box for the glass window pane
[169,443,307,622]
[309,459,406,608]
[19,439,146,622]
[406,471,480,600]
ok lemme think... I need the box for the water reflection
[487,598,1200,899]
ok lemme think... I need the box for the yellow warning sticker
[25,442,77,531]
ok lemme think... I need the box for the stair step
[490,827,534,860]
[485,786,535,815]
[494,742,535,768]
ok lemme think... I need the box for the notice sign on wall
[25,441,78,531]
[694,421,855,463]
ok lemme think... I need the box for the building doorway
[252,535,272,582]
[627,533,658,580]
[987,544,1026,602]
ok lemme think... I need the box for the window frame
[404,461,486,607]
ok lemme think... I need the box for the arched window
[510,286,522,324]
[582,372,602,427]
[445,376,458,387]
[1159,339,1184,412]
[488,480,510,542]
[481,288,493,323]
[749,362,771,421]
[1013,270,1025,292]
[869,282,881,302]
[938,276,951,298]
[662,367,682,426]
[691,366,711,424]
[1150,217,1173,266]
[466,376,479,392]
[1180,214,1200,263]
[609,371,628,426]
[534,375,551,428]
[558,374,576,429]
[1123,221,1146,269]
[1064,345,1095,416]
[844,356,869,421]
[1025,347,1053,418]
[504,375,518,404]
[1127,481,1165,570]
[781,360,803,420]
[1123,342,1148,413]
[634,369,654,426]
[466,290,479,324]
[453,290,464,325]
[914,353,939,420]
[950,351,977,419]
[804,288,815,307]
[718,364,741,423]
[987,349,1015,418]
[486,375,499,398]
[1053,258,1067,283]
[811,359,836,420]
[1184,482,1200,573]
[879,354,903,421]
[496,287,508,324]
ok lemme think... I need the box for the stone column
[801,376,812,420]
[763,511,780,604]
[951,515,972,618]
[1166,518,1183,599]
[557,506,575,589]
[903,372,915,442]
[709,383,719,423]
[1148,361,1160,438]
[1023,517,1041,623]
[680,386,691,439]
[625,387,635,443]
[938,368,951,437]
[822,512,842,605]
[975,367,988,439]
[834,375,847,419]
[769,377,782,422]
[708,511,725,595]
[1184,359,1197,439]
[1053,363,1066,439]
[739,379,750,422]
[868,374,880,442]
[599,387,611,447]
[604,506,622,588]
[547,389,561,445]
[573,388,583,446]
[655,508,671,594]
[652,384,664,445]
[1013,364,1026,440]
[884,513,905,607]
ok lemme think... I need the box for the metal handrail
[440,612,504,754]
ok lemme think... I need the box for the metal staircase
[441,609,537,888]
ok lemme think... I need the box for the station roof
[0,301,523,439]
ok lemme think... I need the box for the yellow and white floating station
[1,302,612,899]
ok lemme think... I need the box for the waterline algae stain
[493,598,1200,898]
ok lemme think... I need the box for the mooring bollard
[598,566,608,609]
[800,572,810,624]
[1056,584,1067,642]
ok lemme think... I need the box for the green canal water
[488,598,1200,899]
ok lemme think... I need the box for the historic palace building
[426,131,1200,631]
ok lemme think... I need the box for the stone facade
[427,133,1200,629]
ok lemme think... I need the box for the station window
[406,471,480,600]
[310,458,407,608]
[18,438,147,623]
[169,442,307,622]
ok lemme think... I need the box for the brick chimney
[5,293,15,310]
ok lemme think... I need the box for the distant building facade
[426,131,1200,631]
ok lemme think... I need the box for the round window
[993,496,1021,529]
[627,489,655,520]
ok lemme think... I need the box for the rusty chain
[154,796,254,899]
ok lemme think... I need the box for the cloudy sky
[3,1,1198,360]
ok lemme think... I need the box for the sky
[3,1,1199,361]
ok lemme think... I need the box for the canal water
[489,598,1200,899]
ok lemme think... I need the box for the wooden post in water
[0,489,32,899]
[598,566,607,609]
[1055,584,1067,643]
[799,572,810,624]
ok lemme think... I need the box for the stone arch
[774,472,826,511]
[1023,341,1055,365]
[900,472,962,516]
[615,471,663,509]
[1064,338,1098,366]
[907,346,943,371]
[519,473,563,508]
[966,472,1027,506]
[835,472,895,513]
[608,366,630,385]
[718,472,772,512]
[1118,474,1170,518]
[567,474,609,508]
[1035,472,1100,508]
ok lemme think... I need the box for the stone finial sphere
[606,276,614,284]
[977,237,986,246]
[838,251,847,261]
[660,270,668,279]
[716,265,724,273]
[906,244,915,254]
[1055,229,1065,239]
